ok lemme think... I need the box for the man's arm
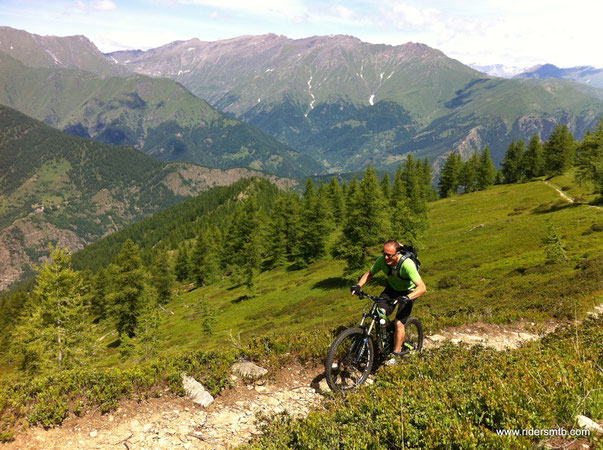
[351,271,373,295]
[408,278,426,299]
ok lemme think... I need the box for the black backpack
[388,245,421,280]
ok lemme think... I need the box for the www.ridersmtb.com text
[496,428,590,437]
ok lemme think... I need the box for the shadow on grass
[108,339,121,348]
[531,202,582,215]
[232,294,251,304]
[312,277,350,291]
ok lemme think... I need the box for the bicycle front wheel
[404,318,424,352]
[325,327,374,393]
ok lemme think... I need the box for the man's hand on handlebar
[350,285,362,296]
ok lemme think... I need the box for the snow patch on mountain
[305,75,315,117]
[369,94,375,105]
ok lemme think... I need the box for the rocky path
[5,363,326,450]
[5,304,602,449]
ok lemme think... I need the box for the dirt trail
[543,180,602,210]
[5,304,602,449]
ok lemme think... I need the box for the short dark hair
[384,240,400,248]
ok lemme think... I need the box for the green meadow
[145,178,602,360]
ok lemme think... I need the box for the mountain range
[514,64,603,90]
[107,34,603,170]
[470,62,603,90]
[0,27,319,178]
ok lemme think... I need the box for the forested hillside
[0,105,297,291]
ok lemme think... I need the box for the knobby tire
[325,327,374,393]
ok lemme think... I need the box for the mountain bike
[325,288,423,393]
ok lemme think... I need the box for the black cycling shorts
[376,285,413,323]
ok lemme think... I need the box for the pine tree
[299,178,331,265]
[476,146,497,190]
[190,228,220,288]
[523,134,545,179]
[336,167,388,270]
[502,139,525,183]
[380,173,391,202]
[174,244,191,282]
[574,117,603,195]
[542,219,568,263]
[419,158,437,201]
[403,155,428,232]
[545,124,576,176]
[390,160,428,246]
[137,301,160,360]
[438,151,462,198]
[106,239,149,338]
[90,267,108,319]
[326,177,345,225]
[12,246,91,373]
[227,196,262,293]
[150,250,174,303]
[459,151,480,193]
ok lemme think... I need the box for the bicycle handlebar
[354,288,413,306]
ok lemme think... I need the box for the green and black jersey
[370,255,421,291]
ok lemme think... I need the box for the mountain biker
[351,240,427,358]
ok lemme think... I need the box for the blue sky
[1,0,601,68]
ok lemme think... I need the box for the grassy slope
[142,179,602,364]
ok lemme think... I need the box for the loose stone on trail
[231,360,269,379]
[181,373,214,407]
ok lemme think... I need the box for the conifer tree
[380,173,391,202]
[390,160,427,245]
[106,239,149,338]
[12,246,91,373]
[326,177,345,225]
[403,155,428,223]
[190,228,220,288]
[150,250,174,303]
[391,166,406,203]
[574,117,603,195]
[419,158,437,201]
[175,244,191,282]
[523,134,545,179]
[544,124,576,176]
[90,267,108,319]
[336,167,388,270]
[459,151,480,193]
[299,178,331,264]
[502,139,526,183]
[266,192,303,267]
[137,301,160,360]
[542,219,568,263]
[345,178,358,211]
[477,146,497,190]
[438,151,462,197]
[226,196,262,293]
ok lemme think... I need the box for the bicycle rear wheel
[325,327,374,393]
[403,318,424,352]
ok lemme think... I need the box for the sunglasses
[383,251,398,259]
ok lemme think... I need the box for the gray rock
[231,360,268,379]
[181,373,214,407]
[576,415,603,435]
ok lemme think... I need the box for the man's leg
[393,319,405,353]
[393,295,413,354]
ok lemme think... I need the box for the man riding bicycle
[351,240,427,358]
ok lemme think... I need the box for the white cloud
[91,0,116,11]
